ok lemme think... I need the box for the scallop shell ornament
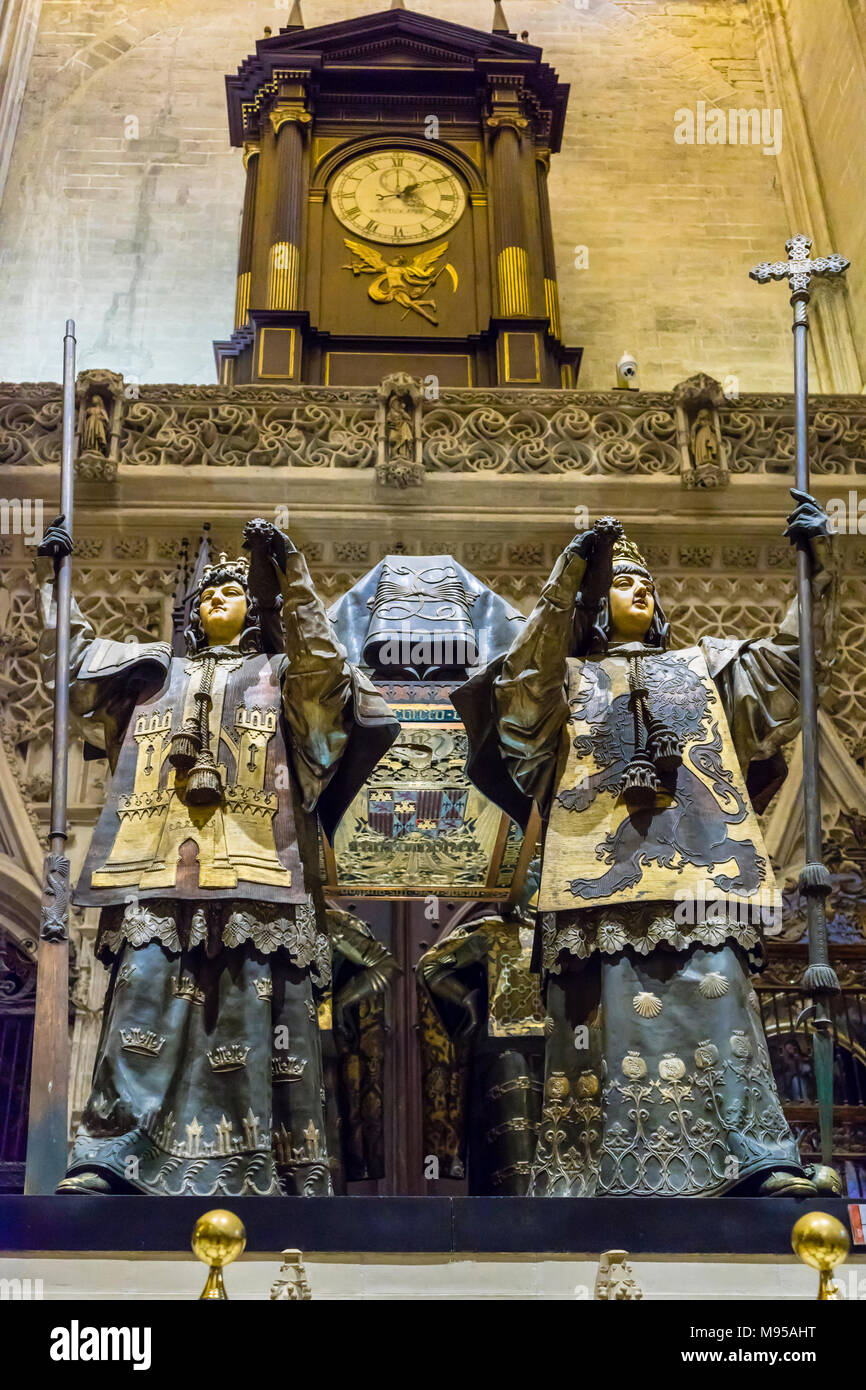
[658,1053,686,1081]
[633,991,662,1019]
[698,972,729,999]
[621,1050,648,1079]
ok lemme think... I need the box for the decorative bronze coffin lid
[320,681,538,901]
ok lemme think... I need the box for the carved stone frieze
[2,381,865,476]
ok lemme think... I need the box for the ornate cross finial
[750,234,849,302]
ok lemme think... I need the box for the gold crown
[200,551,250,588]
[612,534,650,572]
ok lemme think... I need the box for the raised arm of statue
[492,518,621,813]
[243,518,399,834]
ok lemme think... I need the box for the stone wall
[0,0,842,391]
[781,0,866,388]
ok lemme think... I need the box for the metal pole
[24,320,76,1194]
[791,295,836,1166]
[750,238,849,1168]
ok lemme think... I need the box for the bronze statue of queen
[36,517,398,1196]
[453,495,841,1198]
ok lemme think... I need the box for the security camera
[616,352,639,390]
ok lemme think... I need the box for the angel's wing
[407,242,448,278]
[343,238,387,271]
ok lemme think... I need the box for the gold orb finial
[791,1210,849,1300]
[192,1209,247,1300]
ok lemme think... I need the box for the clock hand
[376,180,444,202]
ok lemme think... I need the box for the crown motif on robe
[200,551,250,588]
[171,975,206,1006]
[207,1044,250,1073]
[271,1055,308,1084]
[120,1028,166,1057]
[612,534,651,573]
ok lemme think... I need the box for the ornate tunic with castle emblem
[38,551,399,960]
[78,647,311,905]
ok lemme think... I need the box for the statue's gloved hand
[564,529,598,562]
[570,514,624,614]
[784,488,832,573]
[243,517,295,608]
[564,515,623,561]
[454,987,482,1040]
[333,1000,361,1052]
[36,514,74,560]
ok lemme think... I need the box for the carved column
[234,141,260,329]
[486,80,531,317]
[535,151,561,340]
[264,76,312,312]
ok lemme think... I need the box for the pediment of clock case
[226,10,567,148]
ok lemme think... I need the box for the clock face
[330,150,467,245]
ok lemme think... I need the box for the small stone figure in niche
[386,394,415,462]
[690,406,720,483]
[35,516,398,1196]
[453,495,842,1198]
[82,394,110,455]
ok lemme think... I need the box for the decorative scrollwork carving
[39,852,70,941]
[2,382,865,475]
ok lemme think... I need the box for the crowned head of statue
[577,528,671,654]
[186,552,260,653]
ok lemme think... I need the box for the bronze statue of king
[453,494,841,1198]
[36,517,398,1196]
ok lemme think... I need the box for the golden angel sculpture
[342,239,457,325]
